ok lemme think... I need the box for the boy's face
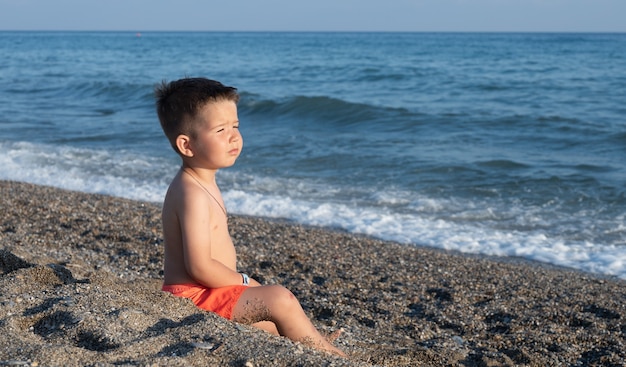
[187,100,242,169]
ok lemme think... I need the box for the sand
[1,180,625,366]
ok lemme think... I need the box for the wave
[610,131,626,144]
[223,185,626,280]
[239,93,414,128]
[475,159,530,170]
[5,79,154,109]
[75,80,152,98]
[0,141,175,203]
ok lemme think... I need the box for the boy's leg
[253,321,342,346]
[231,285,345,357]
[252,321,279,336]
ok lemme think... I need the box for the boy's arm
[178,185,243,288]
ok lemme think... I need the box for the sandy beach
[1,180,625,366]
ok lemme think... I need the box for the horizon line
[1,29,625,34]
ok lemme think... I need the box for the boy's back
[162,168,237,286]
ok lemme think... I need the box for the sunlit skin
[162,100,345,357]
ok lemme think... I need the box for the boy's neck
[181,164,218,185]
[182,165,227,217]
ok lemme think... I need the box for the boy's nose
[230,130,241,141]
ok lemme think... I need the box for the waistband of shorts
[162,283,202,294]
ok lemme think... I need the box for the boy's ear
[175,134,194,158]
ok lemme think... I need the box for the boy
[154,77,345,357]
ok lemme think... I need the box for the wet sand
[1,180,625,366]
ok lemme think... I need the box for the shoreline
[1,180,625,366]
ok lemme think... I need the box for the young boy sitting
[154,77,345,357]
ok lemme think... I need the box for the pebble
[191,342,215,350]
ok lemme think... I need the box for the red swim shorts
[162,283,248,320]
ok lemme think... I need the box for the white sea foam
[223,187,626,280]
[2,140,625,280]
[0,141,172,203]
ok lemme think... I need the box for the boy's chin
[223,158,239,168]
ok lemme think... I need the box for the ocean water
[1,31,625,279]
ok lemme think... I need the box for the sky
[0,0,625,33]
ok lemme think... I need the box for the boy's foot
[326,328,344,343]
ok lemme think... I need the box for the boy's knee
[267,285,299,308]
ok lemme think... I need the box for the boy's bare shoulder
[164,173,182,205]
[164,172,210,211]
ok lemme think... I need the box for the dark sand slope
[1,180,625,366]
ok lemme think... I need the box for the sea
[1,32,625,279]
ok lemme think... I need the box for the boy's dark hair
[155,77,239,154]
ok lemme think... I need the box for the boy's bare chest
[208,217,237,268]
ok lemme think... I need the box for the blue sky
[1,0,624,32]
